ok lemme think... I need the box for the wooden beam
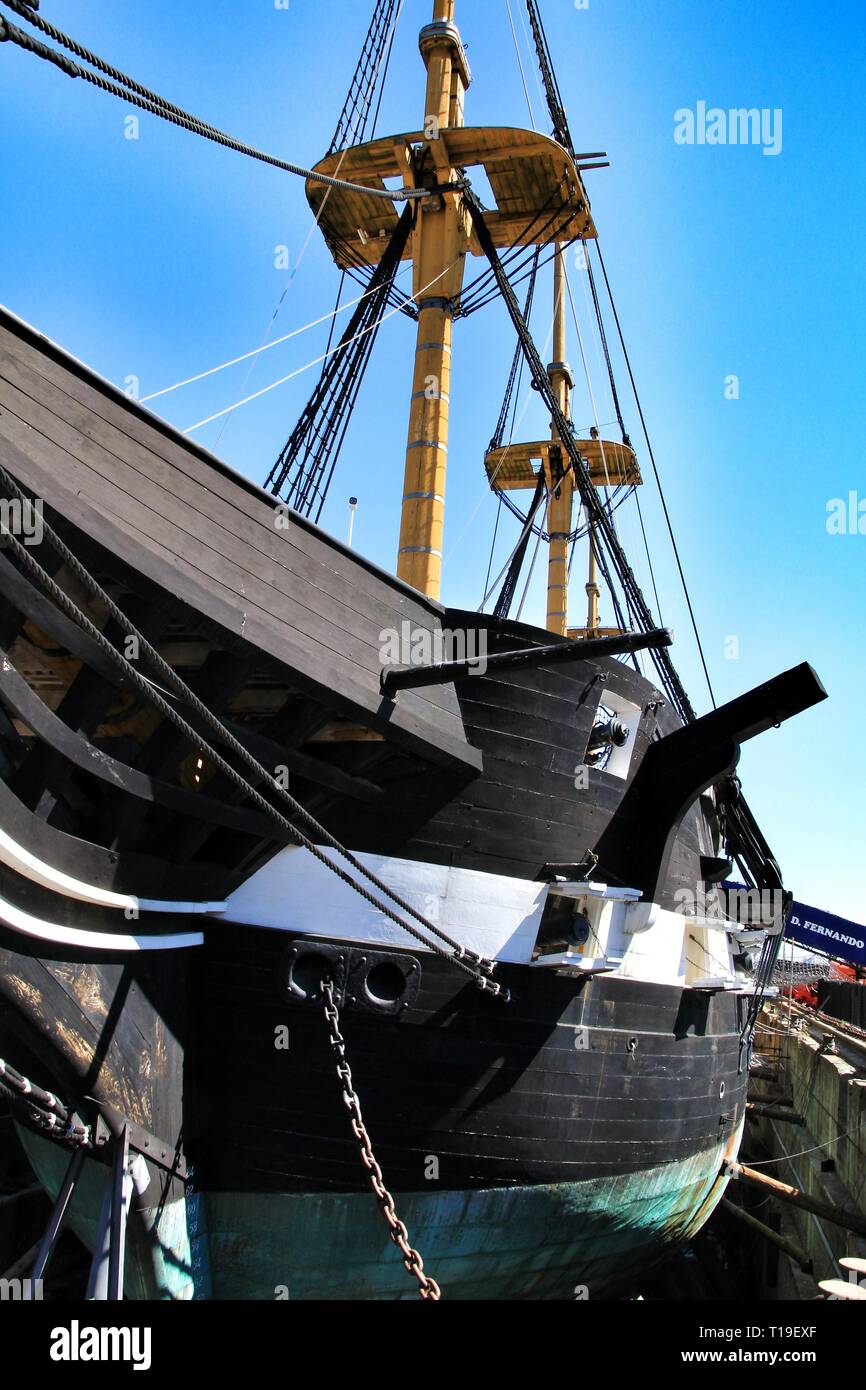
[110,648,257,850]
[0,647,280,840]
[11,597,165,822]
[724,1160,866,1240]
[719,1198,813,1273]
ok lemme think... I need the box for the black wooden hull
[0,305,795,1298]
[188,929,746,1194]
[4,926,746,1299]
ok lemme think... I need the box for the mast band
[403,492,445,503]
[415,342,451,354]
[399,546,442,557]
[407,440,447,451]
[411,389,449,402]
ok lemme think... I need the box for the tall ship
[0,0,825,1299]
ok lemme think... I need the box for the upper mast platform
[305,127,597,272]
[485,438,642,491]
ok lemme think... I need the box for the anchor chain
[320,979,441,1301]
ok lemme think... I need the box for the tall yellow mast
[585,428,601,635]
[304,2,598,604]
[545,245,574,635]
[396,0,471,599]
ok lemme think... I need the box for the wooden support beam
[0,646,280,839]
[746,1102,805,1123]
[382,627,672,692]
[0,549,145,697]
[724,1160,866,1240]
[749,1059,779,1082]
[10,595,165,821]
[719,1197,813,1272]
[112,648,256,849]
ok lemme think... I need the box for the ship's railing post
[86,1124,131,1301]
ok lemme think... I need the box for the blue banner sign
[785,901,866,969]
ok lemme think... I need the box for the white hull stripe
[223,847,549,963]
[0,823,225,916]
[0,892,204,952]
[222,847,739,988]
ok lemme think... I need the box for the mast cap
[418,21,472,88]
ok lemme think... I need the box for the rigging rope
[504,0,538,131]
[523,0,575,154]
[139,273,412,404]
[564,265,617,507]
[592,240,717,708]
[493,470,547,620]
[0,1056,89,1147]
[489,249,541,452]
[577,250,665,623]
[482,496,504,606]
[458,200,578,318]
[514,486,547,621]
[464,190,695,723]
[212,0,408,448]
[264,205,414,515]
[511,0,716,706]
[327,0,403,155]
[0,2,428,203]
[181,250,460,436]
[0,467,503,994]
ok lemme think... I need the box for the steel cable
[0,4,427,202]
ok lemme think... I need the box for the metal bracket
[89,1101,188,1181]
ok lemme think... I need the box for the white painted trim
[222,847,744,988]
[0,892,204,952]
[222,846,549,964]
[223,847,734,987]
[0,823,225,915]
[531,953,613,973]
[552,881,641,902]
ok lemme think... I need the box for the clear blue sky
[1,1,864,922]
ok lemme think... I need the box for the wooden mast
[586,431,601,636]
[545,246,574,635]
[303,7,597,605]
[395,0,471,600]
